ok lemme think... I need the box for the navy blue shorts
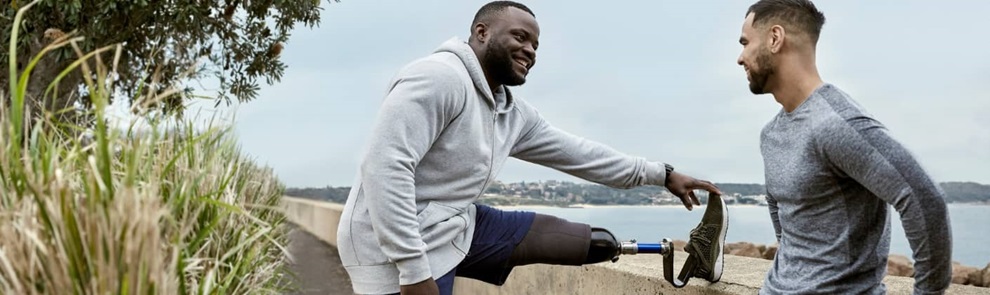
[388,204,535,295]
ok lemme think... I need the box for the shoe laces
[687,223,719,277]
[689,224,717,251]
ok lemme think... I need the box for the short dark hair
[746,0,826,44]
[472,1,535,25]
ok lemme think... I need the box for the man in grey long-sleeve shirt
[735,1,953,294]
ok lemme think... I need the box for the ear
[473,22,490,43]
[769,25,785,53]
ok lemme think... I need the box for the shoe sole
[711,195,728,282]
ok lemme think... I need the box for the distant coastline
[284,180,990,207]
[493,203,989,210]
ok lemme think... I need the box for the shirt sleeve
[510,105,667,189]
[359,60,465,285]
[817,117,952,295]
[766,192,782,242]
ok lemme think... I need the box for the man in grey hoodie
[736,1,952,294]
[338,2,723,294]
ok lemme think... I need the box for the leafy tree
[2,0,333,122]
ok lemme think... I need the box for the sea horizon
[495,203,989,268]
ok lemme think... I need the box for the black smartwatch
[664,163,675,186]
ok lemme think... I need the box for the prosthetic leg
[588,193,729,288]
[588,228,690,288]
[509,194,727,289]
[512,226,700,289]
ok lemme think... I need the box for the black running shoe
[682,193,728,282]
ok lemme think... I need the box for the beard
[748,49,775,95]
[482,41,526,87]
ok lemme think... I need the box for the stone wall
[281,196,989,294]
[716,241,990,288]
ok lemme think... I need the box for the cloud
[204,0,990,187]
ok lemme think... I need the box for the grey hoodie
[337,37,669,294]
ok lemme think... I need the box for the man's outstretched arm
[360,60,465,288]
[510,106,720,209]
[819,118,952,295]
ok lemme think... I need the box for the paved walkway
[286,226,354,295]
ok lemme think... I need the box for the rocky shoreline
[668,240,990,288]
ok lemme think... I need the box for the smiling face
[737,13,776,95]
[477,7,540,87]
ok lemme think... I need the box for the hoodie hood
[434,37,515,114]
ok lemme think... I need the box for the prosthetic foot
[609,193,729,288]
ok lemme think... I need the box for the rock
[728,242,763,259]
[724,242,752,254]
[978,263,990,288]
[762,243,778,260]
[723,242,738,253]
[951,262,979,285]
[886,254,914,277]
[968,265,985,287]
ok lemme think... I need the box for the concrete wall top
[281,196,987,294]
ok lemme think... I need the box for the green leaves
[0,0,332,119]
[0,3,293,294]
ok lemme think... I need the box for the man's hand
[665,171,722,211]
[400,277,439,295]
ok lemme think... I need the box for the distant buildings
[722,193,769,206]
[478,180,769,207]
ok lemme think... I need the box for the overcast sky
[191,0,989,188]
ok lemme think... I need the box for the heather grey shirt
[759,84,952,295]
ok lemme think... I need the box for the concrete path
[286,226,354,295]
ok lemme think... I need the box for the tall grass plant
[0,1,292,294]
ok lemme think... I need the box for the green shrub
[0,1,292,294]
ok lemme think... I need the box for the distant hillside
[711,182,990,204]
[714,183,766,196]
[710,182,990,204]
[285,181,990,205]
[284,186,350,203]
[940,182,990,203]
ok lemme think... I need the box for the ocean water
[503,204,990,267]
